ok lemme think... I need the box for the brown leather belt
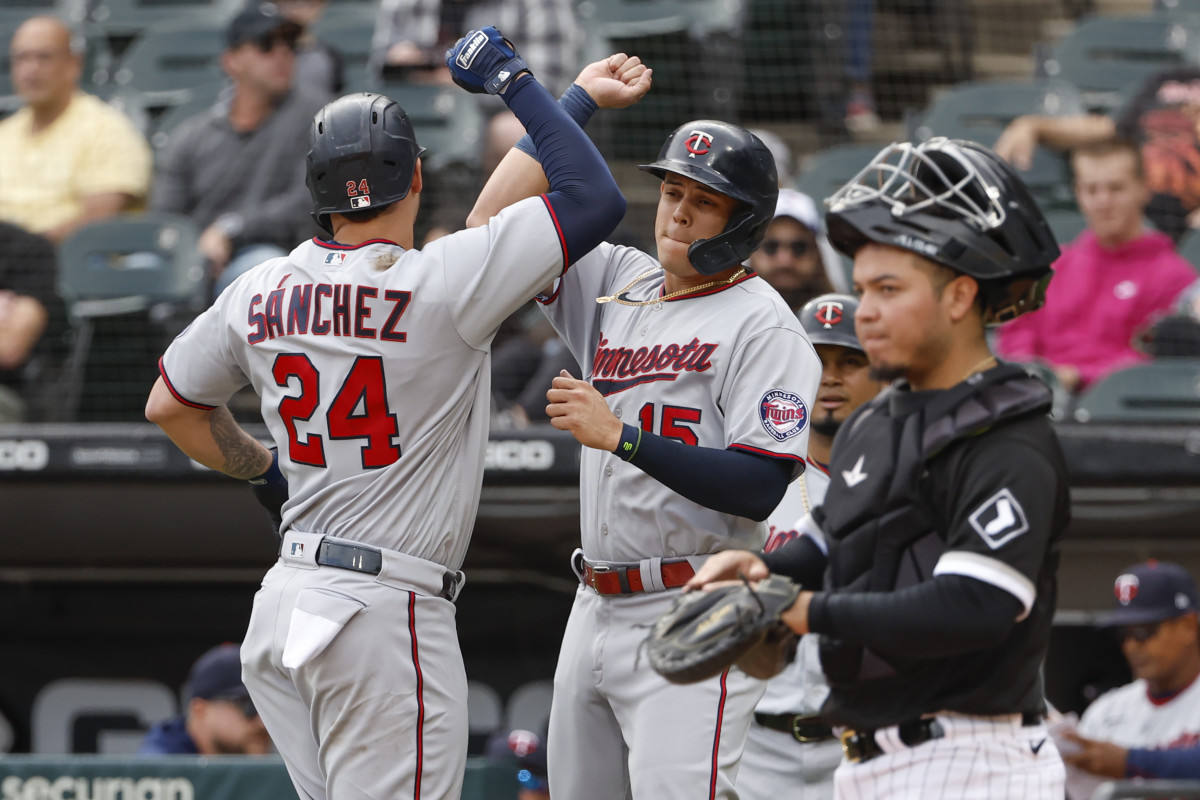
[581,559,695,595]
[754,712,835,743]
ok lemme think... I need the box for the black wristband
[613,423,642,462]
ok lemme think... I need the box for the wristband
[514,83,598,159]
[613,423,642,462]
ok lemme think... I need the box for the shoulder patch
[968,488,1030,549]
[759,390,809,442]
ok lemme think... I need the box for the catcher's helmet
[825,137,1060,324]
[639,120,778,275]
[798,293,863,352]
[306,92,426,234]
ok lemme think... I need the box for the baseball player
[688,138,1071,800]
[740,293,883,800]
[144,28,634,799]
[468,57,822,799]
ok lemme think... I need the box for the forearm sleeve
[761,535,828,589]
[614,423,793,520]
[1126,747,1200,779]
[807,575,1023,658]
[502,76,625,264]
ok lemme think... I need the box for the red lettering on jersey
[591,334,718,395]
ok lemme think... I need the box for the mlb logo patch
[290,542,304,557]
[968,488,1029,549]
[759,390,808,442]
[350,195,372,209]
[324,252,346,265]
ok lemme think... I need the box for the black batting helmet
[639,120,778,275]
[798,293,862,352]
[306,92,426,234]
[825,137,1060,324]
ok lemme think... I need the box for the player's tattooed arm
[146,376,272,479]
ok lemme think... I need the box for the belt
[579,556,695,595]
[754,712,834,743]
[314,539,459,600]
[841,712,1043,764]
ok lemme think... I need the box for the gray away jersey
[540,243,821,561]
[160,196,564,569]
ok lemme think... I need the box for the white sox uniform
[540,243,821,800]
[739,460,841,800]
[158,196,566,800]
[1077,674,1200,752]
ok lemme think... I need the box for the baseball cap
[226,3,302,50]
[485,729,547,790]
[1100,560,1200,627]
[774,188,822,232]
[185,643,251,703]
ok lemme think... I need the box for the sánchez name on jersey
[246,281,411,344]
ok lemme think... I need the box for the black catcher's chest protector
[814,364,1052,686]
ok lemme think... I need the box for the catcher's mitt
[646,574,801,684]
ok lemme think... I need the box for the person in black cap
[149,1,330,302]
[139,643,271,755]
[1063,560,1200,782]
[486,729,550,800]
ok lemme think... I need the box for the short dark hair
[334,202,395,226]
[1071,138,1144,180]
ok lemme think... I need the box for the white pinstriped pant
[833,712,1065,800]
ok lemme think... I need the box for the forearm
[42,193,133,244]
[806,575,1022,658]
[0,296,48,369]
[146,379,271,479]
[1127,746,1200,779]
[1031,114,1116,151]
[614,423,793,520]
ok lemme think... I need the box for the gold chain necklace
[596,268,747,307]
[799,470,811,514]
[960,355,998,384]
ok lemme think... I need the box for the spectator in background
[997,140,1200,393]
[150,3,328,301]
[486,729,550,800]
[749,188,848,313]
[1061,561,1200,782]
[0,223,62,423]
[996,66,1200,242]
[139,643,272,755]
[491,303,579,428]
[276,0,344,96]
[0,17,152,243]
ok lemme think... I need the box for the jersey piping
[708,669,730,800]
[1147,670,1199,706]
[807,456,830,475]
[728,442,807,463]
[539,194,569,267]
[158,357,216,410]
[312,237,404,250]
[662,270,757,301]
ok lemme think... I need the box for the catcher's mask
[825,137,1060,325]
[640,120,779,276]
[306,92,426,234]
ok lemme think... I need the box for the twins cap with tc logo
[1100,560,1199,627]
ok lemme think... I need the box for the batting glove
[445,26,529,95]
[248,447,288,537]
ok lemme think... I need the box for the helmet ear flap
[687,206,768,275]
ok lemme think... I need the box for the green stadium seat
[1041,13,1200,111]
[372,82,486,171]
[1072,359,1200,422]
[1043,208,1088,248]
[55,213,205,421]
[86,0,240,43]
[1011,360,1073,422]
[0,0,86,27]
[308,6,377,92]
[794,144,882,207]
[108,19,226,113]
[1175,229,1200,274]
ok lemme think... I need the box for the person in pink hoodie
[998,139,1200,392]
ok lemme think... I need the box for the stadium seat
[55,213,205,422]
[308,6,376,91]
[1176,229,1200,273]
[108,19,226,114]
[86,0,240,44]
[372,82,486,171]
[1041,13,1200,111]
[0,0,86,27]
[794,144,882,206]
[1072,359,1200,422]
[1043,208,1088,247]
[912,79,1086,209]
[1012,360,1073,422]
[145,81,226,159]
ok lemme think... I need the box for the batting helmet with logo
[639,120,778,275]
[798,293,862,352]
[824,137,1060,324]
[306,92,426,234]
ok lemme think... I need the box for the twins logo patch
[1114,574,1139,605]
[968,488,1029,549]
[759,390,808,442]
[685,130,713,157]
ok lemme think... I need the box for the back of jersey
[159,197,566,568]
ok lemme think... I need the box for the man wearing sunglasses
[1063,560,1200,784]
[139,643,271,756]
[150,3,330,302]
[747,189,847,314]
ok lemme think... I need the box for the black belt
[841,712,1042,764]
[754,713,834,743]
[314,539,460,600]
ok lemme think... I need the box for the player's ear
[410,160,423,196]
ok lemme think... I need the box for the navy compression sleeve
[613,423,793,520]
[514,84,597,159]
[761,535,828,589]
[1127,747,1200,779]
[807,575,1024,658]
[502,76,624,264]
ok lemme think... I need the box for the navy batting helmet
[825,137,1060,324]
[306,92,426,234]
[798,293,862,352]
[639,120,778,275]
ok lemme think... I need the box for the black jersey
[812,366,1070,728]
